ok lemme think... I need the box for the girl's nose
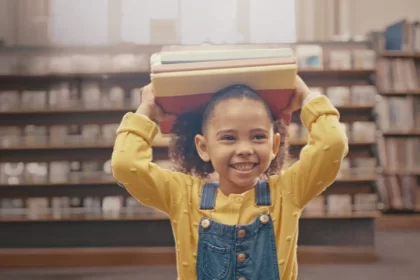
[236,143,254,157]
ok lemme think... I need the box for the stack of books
[150,48,297,134]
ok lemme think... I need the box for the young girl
[111,76,348,280]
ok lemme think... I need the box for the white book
[153,48,294,65]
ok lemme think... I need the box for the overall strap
[199,182,219,210]
[255,180,271,206]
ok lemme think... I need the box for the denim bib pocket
[202,241,231,279]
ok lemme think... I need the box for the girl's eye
[221,135,235,141]
[254,134,267,140]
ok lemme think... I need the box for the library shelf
[376,213,420,230]
[288,139,375,147]
[299,69,375,76]
[0,140,374,151]
[380,90,420,96]
[0,212,168,223]
[0,212,378,267]
[0,41,380,266]
[0,107,133,115]
[381,130,420,136]
[372,23,420,220]
[380,170,420,176]
[0,176,376,189]
[380,51,420,58]
[0,245,378,268]
[0,71,148,80]
[0,211,378,223]
[0,104,374,117]
[1,145,374,163]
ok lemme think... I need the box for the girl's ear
[272,132,281,159]
[194,134,210,162]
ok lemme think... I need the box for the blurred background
[0,0,419,279]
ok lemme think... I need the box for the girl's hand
[287,75,311,113]
[136,83,167,122]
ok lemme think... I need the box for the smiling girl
[111,76,348,280]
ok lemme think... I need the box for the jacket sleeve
[280,95,349,208]
[111,112,195,215]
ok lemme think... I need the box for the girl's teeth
[233,163,254,170]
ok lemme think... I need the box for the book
[150,47,297,134]
[151,57,296,73]
[328,49,352,70]
[295,44,323,69]
[152,48,294,65]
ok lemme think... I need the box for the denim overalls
[196,180,281,280]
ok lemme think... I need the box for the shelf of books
[0,42,380,268]
[369,19,420,230]
[292,42,380,261]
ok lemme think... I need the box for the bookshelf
[369,19,420,229]
[0,42,380,268]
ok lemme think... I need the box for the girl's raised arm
[279,78,349,208]
[111,85,197,215]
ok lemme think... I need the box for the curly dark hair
[169,84,289,179]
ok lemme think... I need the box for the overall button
[201,219,211,229]
[260,214,269,224]
[237,229,246,238]
[237,253,246,263]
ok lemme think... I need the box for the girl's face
[195,98,280,195]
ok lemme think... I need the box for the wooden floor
[0,230,419,280]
